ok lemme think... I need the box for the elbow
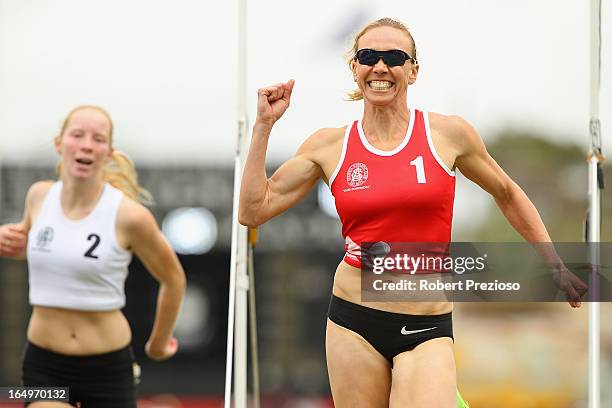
[494,180,519,208]
[239,181,274,227]
[238,205,253,227]
[238,216,256,228]
[238,212,263,228]
[166,268,187,293]
[177,271,187,290]
[238,204,266,228]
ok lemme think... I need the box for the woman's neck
[362,100,410,143]
[60,176,106,212]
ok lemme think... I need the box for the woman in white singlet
[0,105,186,407]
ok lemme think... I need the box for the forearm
[148,280,185,346]
[496,182,562,267]
[239,121,274,224]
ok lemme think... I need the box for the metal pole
[224,0,249,406]
[587,0,603,407]
[234,212,248,408]
[248,228,261,408]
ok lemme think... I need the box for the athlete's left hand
[551,265,588,308]
[145,337,179,361]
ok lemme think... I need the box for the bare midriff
[27,306,131,355]
[332,260,454,315]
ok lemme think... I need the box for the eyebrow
[68,128,109,137]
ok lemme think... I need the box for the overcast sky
[0,0,610,166]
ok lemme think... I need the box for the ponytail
[346,88,364,102]
[104,150,154,205]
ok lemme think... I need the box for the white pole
[224,0,249,406]
[587,0,602,407]
[248,230,261,408]
[587,160,600,408]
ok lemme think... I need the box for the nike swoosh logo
[401,326,437,335]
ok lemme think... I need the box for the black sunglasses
[354,48,416,67]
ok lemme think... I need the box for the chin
[70,169,96,181]
[365,94,395,106]
[366,88,405,105]
[71,174,92,182]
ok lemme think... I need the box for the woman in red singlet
[239,17,585,408]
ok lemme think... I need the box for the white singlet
[27,181,132,311]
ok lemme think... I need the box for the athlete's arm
[449,116,586,306]
[0,181,51,260]
[119,199,186,361]
[239,80,325,227]
[447,116,550,241]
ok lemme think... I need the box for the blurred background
[1,0,611,407]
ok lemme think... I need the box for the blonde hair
[56,105,154,205]
[346,17,418,101]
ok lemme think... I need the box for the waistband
[24,341,134,367]
[329,294,452,323]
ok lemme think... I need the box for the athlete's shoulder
[26,180,55,206]
[117,195,155,231]
[298,126,347,153]
[295,126,348,168]
[428,112,472,135]
[114,195,161,250]
[22,180,55,230]
[427,112,482,153]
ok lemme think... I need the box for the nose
[372,58,388,73]
[80,136,94,151]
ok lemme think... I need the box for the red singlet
[329,109,456,269]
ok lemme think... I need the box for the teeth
[369,80,393,90]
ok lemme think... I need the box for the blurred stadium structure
[0,133,610,407]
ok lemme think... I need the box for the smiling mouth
[75,158,94,165]
[368,80,394,91]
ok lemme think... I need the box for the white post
[224,0,249,406]
[248,231,261,408]
[587,157,600,408]
[587,0,602,407]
